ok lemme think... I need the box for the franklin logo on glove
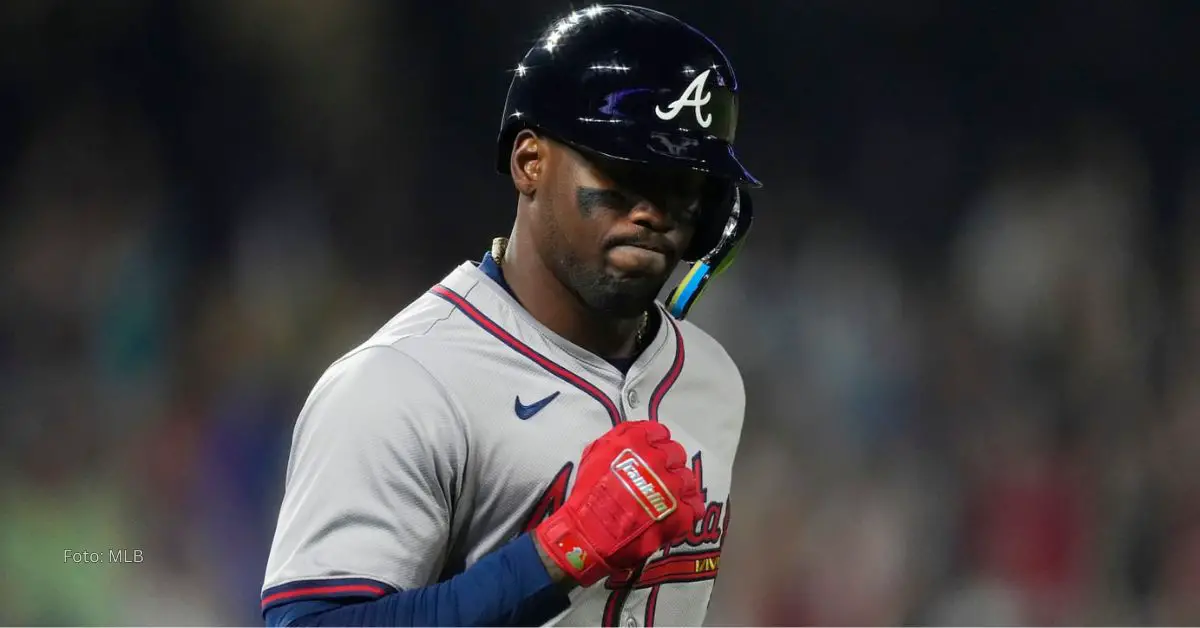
[612,449,676,520]
[531,421,704,587]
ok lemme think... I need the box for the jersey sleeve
[261,345,467,612]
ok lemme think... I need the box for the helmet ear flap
[667,188,754,320]
[682,181,735,262]
[712,188,754,274]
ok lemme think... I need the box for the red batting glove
[534,421,704,587]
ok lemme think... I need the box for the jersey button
[623,615,639,628]
[626,389,640,407]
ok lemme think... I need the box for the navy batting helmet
[496,4,761,320]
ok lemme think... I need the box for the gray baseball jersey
[261,260,746,627]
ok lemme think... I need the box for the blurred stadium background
[1,0,1198,625]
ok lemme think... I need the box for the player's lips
[610,244,667,260]
[607,238,675,258]
[607,243,671,275]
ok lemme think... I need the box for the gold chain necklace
[491,237,649,346]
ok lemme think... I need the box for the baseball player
[261,5,760,626]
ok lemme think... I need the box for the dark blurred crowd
[1,0,1197,625]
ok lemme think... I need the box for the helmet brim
[560,120,762,188]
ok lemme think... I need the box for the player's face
[545,143,704,318]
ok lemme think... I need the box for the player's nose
[628,198,676,233]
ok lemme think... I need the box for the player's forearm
[266,533,569,627]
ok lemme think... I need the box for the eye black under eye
[577,187,636,213]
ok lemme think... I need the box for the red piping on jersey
[644,583,662,627]
[647,314,685,423]
[260,584,389,608]
[602,587,627,627]
[430,285,623,426]
[643,542,672,627]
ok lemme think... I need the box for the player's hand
[533,421,703,587]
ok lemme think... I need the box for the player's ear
[510,129,543,197]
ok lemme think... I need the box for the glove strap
[534,510,612,587]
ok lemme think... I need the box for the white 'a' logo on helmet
[654,69,713,129]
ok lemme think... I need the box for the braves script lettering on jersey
[262,260,745,626]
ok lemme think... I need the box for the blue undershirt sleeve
[264,533,571,627]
